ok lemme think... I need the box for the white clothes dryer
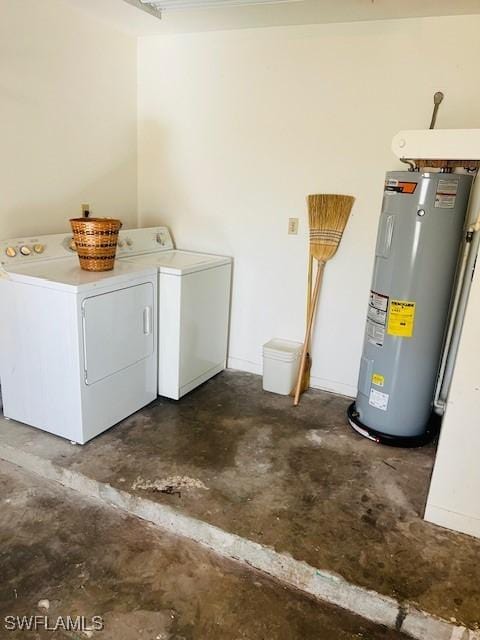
[0,233,157,444]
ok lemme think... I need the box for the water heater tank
[348,170,473,446]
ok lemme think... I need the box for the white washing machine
[117,227,232,399]
[0,233,158,444]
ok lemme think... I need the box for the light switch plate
[288,218,299,235]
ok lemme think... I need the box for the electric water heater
[348,170,473,446]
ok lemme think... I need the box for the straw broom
[293,194,355,406]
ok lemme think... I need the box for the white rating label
[369,388,389,411]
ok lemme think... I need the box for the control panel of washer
[116,227,174,256]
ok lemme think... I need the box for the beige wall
[0,0,138,238]
[138,15,480,395]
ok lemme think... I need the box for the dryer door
[82,283,154,385]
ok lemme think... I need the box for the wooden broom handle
[293,260,326,406]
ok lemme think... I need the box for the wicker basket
[70,218,122,272]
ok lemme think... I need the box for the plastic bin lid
[263,339,303,361]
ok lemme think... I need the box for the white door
[82,283,154,385]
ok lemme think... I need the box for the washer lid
[3,258,157,293]
[123,250,231,275]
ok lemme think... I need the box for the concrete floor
[0,460,408,640]
[0,371,479,634]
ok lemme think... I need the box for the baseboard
[309,375,356,399]
[227,357,262,375]
[227,358,356,399]
[424,504,480,540]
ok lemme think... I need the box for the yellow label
[387,300,416,337]
[372,373,385,387]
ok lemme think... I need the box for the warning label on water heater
[371,373,385,387]
[367,321,385,347]
[435,178,458,209]
[366,290,389,347]
[387,300,416,337]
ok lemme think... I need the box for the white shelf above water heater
[392,128,480,161]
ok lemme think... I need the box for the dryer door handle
[143,306,152,335]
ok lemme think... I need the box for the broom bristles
[308,194,355,262]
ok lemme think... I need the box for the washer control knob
[118,240,125,248]
[33,243,45,254]
[5,247,16,257]
[156,233,165,246]
[126,238,133,247]
[69,238,77,252]
[20,245,31,256]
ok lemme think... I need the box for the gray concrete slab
[0,460,409,640]
[0,371,479,636]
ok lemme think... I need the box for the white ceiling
[62,0,480,36]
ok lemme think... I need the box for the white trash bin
[262,339,303,395]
